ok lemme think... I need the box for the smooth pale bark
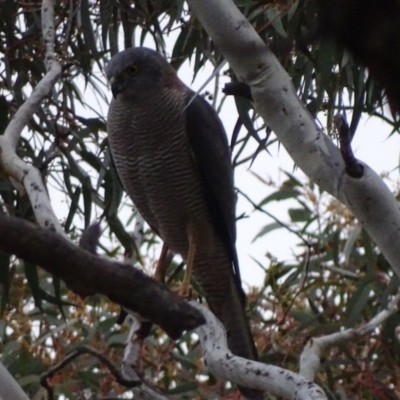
[191,302,327,400]
[0,0,63,234]
[187,0,400,277]
[0,362,30,400]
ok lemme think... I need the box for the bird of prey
[106,47,262,399]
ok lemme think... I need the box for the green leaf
[106,214,136,255]
[0,250,10,311]
[171,24,198,71]
[282,171,304,187]
[0,95,9,134]
[104,161,124,215]
[96,145,111,191]
[253,222,283,242]
[172,352,198,370]
[80,0,98,56]
[82,185,92,228]
[332,229,340,266]
[289,309,318,327]
[18,374,40,387]
[64,186,81,233]
[24,262,42,309]
[361,228,376,271]
[167,382,199,395]
[259,188,300,206]
[288,207,311,222]
[317,39,337,95]
[288,0,300,20]
[106,332,127,346]
[343,226,361,262]
[266,7,287,38]
[7,348,45,376]
[234,96,258,141]
[52,276,66,319]
[38,289,75,307]
[100,0,115,51]
[80,150,102,171]
[345,276,374,327]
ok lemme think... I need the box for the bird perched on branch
[106,47,262,399]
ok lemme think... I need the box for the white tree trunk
[0,0,63,234]
[0,362,30,400]
[187,0,400,277]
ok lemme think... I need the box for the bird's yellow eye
[126,65,138,76]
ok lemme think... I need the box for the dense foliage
[0,0,399,399]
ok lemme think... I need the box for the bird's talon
[177,284,199,301]
[178,285,191,300]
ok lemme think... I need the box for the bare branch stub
[334,114,364,178]
[79,222,102,255]
[223,82,253,101]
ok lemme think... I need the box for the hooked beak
[109,76,124,99]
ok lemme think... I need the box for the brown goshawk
[106,47,262,400]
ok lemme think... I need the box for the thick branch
[0,215,205,339]
[187,0,400,278]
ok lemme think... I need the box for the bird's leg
[180,231,197,298]
[154,243,170,282]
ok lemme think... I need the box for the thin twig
[40,346,142,400]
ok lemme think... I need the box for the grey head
[105,47,176,102]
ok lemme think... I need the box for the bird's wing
[184,92,244,294]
